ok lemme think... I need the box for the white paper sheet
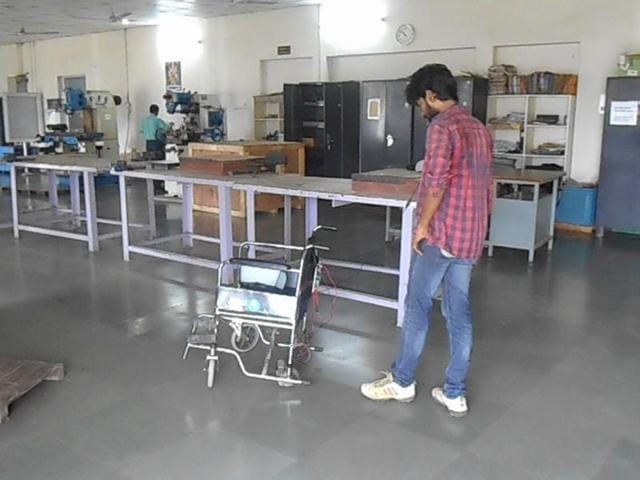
[610,101,639,126]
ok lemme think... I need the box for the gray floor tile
[301,417,461,480]
[110,427,294,480]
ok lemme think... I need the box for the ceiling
[0,0,320,46]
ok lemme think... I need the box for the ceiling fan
[68,10,133,25]
[17,27,60,36]
[109,11,132,23]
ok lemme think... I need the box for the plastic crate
[556,185,598,226]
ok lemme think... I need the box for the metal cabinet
[360,77,488,172]
[284,82,360,178]
[596,76,640,233]
[360,79,414,172]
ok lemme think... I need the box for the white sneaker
[431,386,468,417]
[360,371,415,402]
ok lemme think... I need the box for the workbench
[1,154,151,252]
[112,168,235,270]
[353,167,563,263]
[489,167,563,263]
[111,169,416,326]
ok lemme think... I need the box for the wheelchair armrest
[239,241,305,253]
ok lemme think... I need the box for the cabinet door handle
[326,134,334,151]
[386,134,395,147]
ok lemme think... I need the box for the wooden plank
[555,222,595,234]
[180,155,266,176]
[0,359,64,424]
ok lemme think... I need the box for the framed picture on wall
[367,98,381,120]
[165,61,182,91]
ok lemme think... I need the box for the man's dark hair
[405,64,458,105]
[150,104,159,115]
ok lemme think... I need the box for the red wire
[310,264,338,329]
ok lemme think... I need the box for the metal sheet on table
[231,174,413,205]
[9,154,112,173]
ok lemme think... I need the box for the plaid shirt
[417,105,493,260]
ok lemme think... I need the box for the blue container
[556,186,598,226]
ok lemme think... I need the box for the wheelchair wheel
[231,324,260,353]
[207,358,216,388]
[293,344,312,364]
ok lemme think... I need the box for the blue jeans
[391,244,475,398]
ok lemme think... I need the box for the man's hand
[413,223,429,255]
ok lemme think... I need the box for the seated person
[140,104,170,159]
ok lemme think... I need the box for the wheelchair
[183,226,335,388]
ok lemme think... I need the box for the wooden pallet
[0,358,64,424]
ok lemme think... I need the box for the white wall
[207,6,321,139]
[327,47,476,82]
[1,0,640,182]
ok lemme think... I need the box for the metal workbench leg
[385,207,392,242]
[70,173,81,227]
[548,179,558,251]
[305,197,318,239]
[146,179,157,239]
[284,195,292,246]
[83,172,99,252]
[10,165,19,238]
[218,185,233,263]
[182,184,194,248]
[47,171,58,209]
[397,203,415,327]
[118,175,130,261]
[246,189,256,258]
[529,184,540,264]
[284,195,292,260]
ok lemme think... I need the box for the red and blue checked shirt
[417,104,493,260]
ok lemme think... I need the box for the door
[283,83,301,141]
[412,107,428,166]
[383,79,413,169]
[338,82,360,177]
[597,77,640,229]
[360,81,386,172]
[324,83,343,177]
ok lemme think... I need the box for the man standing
[141,104,170,159]
[360,64,493,417]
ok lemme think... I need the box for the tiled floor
[1,183,639,479]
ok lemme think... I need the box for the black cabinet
[360,79,414,172]
[284,82,360,178]
[596,77,640,231]
[360,77,488,172]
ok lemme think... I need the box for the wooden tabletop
[181,154,264,163]
[491,167,565,183]
[189,141,304,148]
